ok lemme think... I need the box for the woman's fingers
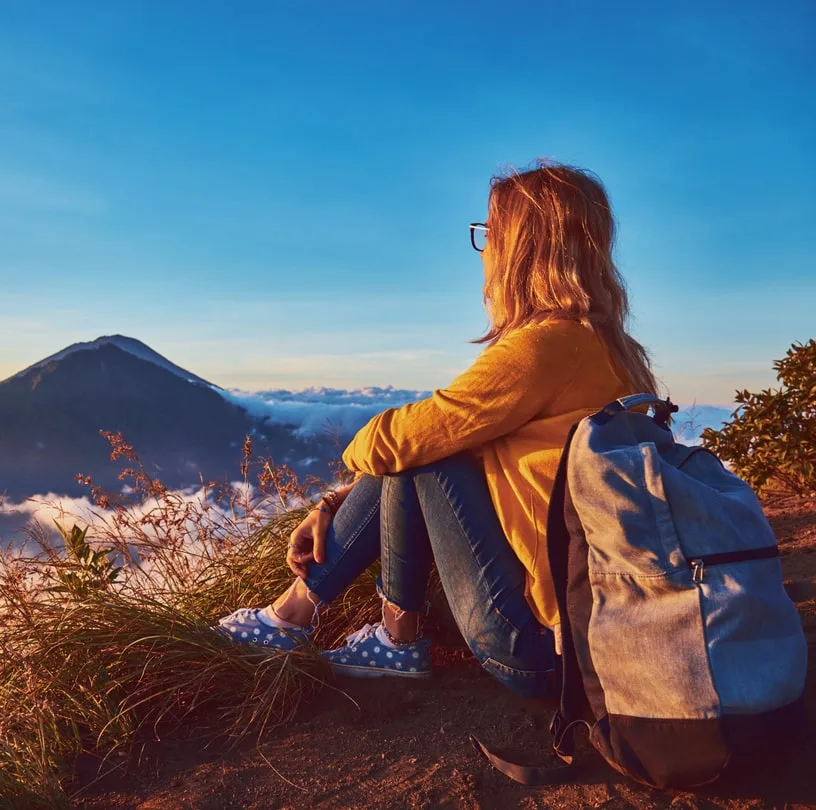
[286,508,332,575]
[288,551,311,578]
[285,545,301,577]
[287,526,312,578]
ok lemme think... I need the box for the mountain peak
[4,335,217,388]
[0,335,341,501]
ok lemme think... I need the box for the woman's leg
[276,472,434,640]
[219,475,384,642]
[299,474,383,604]
[384,453,556,698]
[374,473,435,640]
[305,473,436,678]
[293,474,433,676]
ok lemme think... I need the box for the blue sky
[0,1,813,404]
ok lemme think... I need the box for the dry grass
[0,434,379,809]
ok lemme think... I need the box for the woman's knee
[395,455,486,510]
[388,452,480,482]
[462,620,558,698]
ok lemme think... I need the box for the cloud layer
[0,481,287,553]
[222,385,432,438]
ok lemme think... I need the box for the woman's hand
[285,481,358,578]
[286,504,333,579]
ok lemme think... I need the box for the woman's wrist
[321,490,343,516]
[318,480,357,517]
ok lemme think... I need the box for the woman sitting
[218,161,658,698]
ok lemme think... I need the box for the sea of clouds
[220,385,433,438]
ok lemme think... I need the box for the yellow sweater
[341,320,632,627]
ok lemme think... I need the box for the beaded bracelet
[321,490,343,516]
[381,622,422,647]
[310,505,332,516]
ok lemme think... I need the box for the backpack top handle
[590,394,679,428]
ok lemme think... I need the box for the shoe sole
[329,663,432,679]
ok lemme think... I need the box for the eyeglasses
[469,222,489,252]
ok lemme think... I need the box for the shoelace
[227,608,259,624]
[343,623,378,649]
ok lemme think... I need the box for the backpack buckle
[652,398,679,428]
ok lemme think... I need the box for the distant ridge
[3,335,216,388]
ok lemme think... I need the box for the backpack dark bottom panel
[593,696,806,790]
[593,713,730,789]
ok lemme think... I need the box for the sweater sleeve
[342,327,564,475]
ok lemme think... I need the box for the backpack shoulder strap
[469,718,592,786]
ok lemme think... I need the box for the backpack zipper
[689,545,779,583]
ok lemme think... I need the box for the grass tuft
[0,435,379,807]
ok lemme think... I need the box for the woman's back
[478,319,633,627]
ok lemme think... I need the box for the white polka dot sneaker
[322,623,432,679]
[216,607,313,651]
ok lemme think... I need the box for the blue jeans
[304,452,557,698]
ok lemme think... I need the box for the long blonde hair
[477,160,658,396]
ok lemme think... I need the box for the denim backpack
[473,394,808,789]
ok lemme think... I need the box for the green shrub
[701,339,816,496]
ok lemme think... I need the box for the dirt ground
[75,494,816,810]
